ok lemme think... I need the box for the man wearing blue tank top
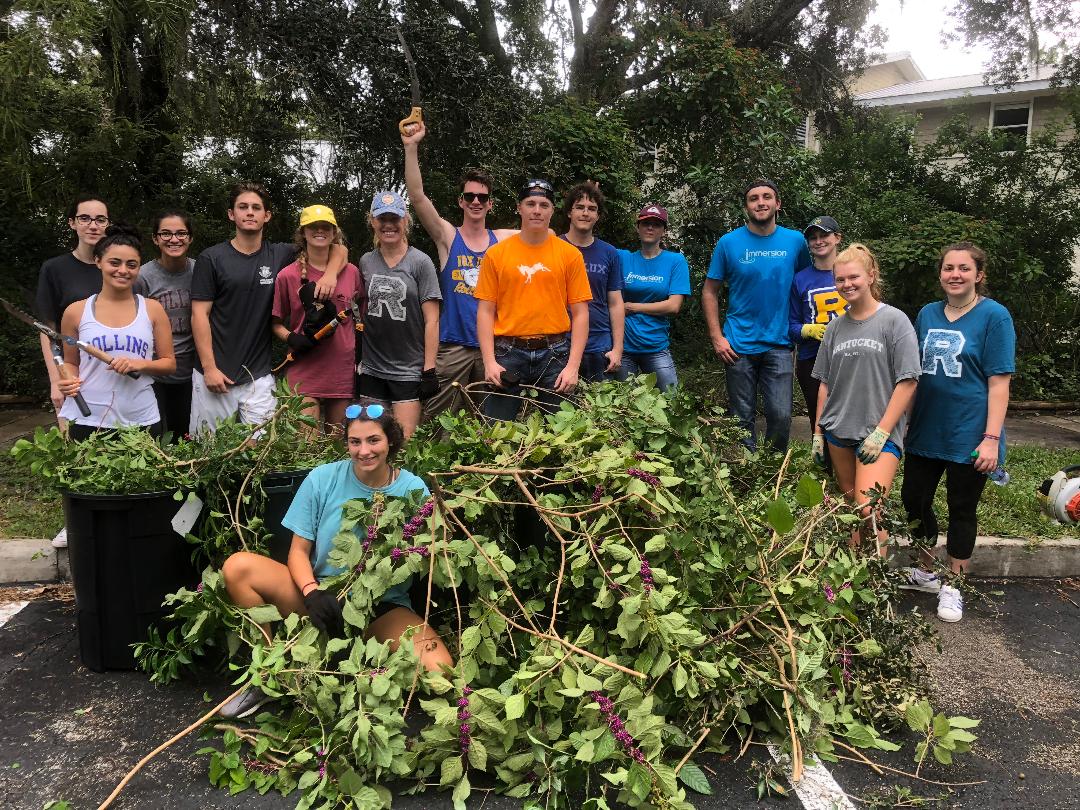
[402,121,518,418]
[702,179,811,452]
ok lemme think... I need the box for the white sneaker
[51,528,68,549]
[899,567,941,593]
[937,585,963,623]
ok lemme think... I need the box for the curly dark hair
[92,224,142,259]
[343,400,406,460]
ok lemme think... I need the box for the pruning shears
[396,26,423,136]
[0,297,140,380]
[273,302,364,374]
[0,297,92,416]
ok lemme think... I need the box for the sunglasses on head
[345,403,385,420]
[461,192,490,204]
[524,179,554,194]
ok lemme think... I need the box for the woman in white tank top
[57,225,176,440]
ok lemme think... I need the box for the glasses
[155,230,191,241]
[345,403,385,420]
[524,179,554,194]
[74,215,109,226]
[460,192,490,204]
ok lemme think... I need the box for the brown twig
[511,471,569,635]
[674,726,712,774]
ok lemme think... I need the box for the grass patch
[792,440,1080,540]
[0,449,62,539]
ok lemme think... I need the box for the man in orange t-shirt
[474,178,592,420]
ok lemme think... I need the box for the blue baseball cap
[371,190,407,218]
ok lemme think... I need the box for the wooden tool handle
[398,106,423,136]
[80,341,140,379]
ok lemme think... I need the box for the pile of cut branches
[123,380,973,809]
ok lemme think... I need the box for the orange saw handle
[398,106,423,137]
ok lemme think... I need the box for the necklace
[946,294,979,311]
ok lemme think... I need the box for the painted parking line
[0,601,29,628]
[768,743,855,810]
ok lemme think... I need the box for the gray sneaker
[899,567,941,593]
[218,686,272,719]
[51,528,68,549]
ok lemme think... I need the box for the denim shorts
[824,430,902,460]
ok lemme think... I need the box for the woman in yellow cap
[272,205,364,429]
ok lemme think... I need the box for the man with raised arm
[702,179,811,452]
[474,179,592,421]
[401,121,517,417]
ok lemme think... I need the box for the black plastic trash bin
[63,490,200,672]
[261,470,312,563]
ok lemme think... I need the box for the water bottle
[972,450,1009,486]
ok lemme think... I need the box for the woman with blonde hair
[357,191,441,437]
[811,243,921,555]
[272,205,363,430]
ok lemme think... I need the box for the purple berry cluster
[354,523,380,574]
[402,499,435,540]
[317,747,327,778]
[639,556,654,594]
[839,647,852,684]
[591,484,605,503]
[627,468,661,487]
[196,582,204,593]
[591,691,646,764]
[243,758,280,775]
[822,581,852,603]
[458,686,473,754]
[390,546,431,562]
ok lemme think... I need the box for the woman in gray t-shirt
[357,191,442,438]
[811,243,920,556]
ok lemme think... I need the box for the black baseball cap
[803,215,841,235]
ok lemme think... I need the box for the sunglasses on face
[461,192,490,204]
[345,403,385,420]
[75,215,109,226]
[155,230,191,241]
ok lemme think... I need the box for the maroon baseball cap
[636,203,668,224]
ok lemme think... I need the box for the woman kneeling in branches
[219,402,453,718]
[811,244,921,555]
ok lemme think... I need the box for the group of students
[35,133,1013,696]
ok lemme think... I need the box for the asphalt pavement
[1,580,1078,810]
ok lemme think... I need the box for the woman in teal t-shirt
[219,402,453,717]
[615,203,691,391]
[901,242,1015,624]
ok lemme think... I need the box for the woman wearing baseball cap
[357,191,442,438]
[615,203,691,391]
[272,204,364,430]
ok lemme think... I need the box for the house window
[990,103,1031,149]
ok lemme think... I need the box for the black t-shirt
[35,252,103,326]
[190,240,295,381]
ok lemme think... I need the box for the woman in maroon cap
[615,204,692,391]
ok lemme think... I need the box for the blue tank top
[439,228,496,347]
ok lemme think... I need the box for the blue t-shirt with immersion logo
[618,249,691,354]
[706,225,811,354]
[560,236,623,353]
[906,299,1016,466]
[439,228,497,348]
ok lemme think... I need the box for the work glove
[418,368,440,401]
[303,588,345,638]
[801,323,827,342]
[298,280,337,339]
[287,331,318,356]
[856,427,891,464]
[811,433,827,468]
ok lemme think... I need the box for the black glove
[303,589,344,637]
[298,281,337,339]
[418,368,440,401]
[287,331,318,355]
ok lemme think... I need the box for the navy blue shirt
[560,236,623,353]
[788,264,848,361]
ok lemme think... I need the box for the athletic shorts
[825,430,902,460]
[189,370,276,435]
[356,373,420,404]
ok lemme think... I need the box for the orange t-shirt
[474,234,592,337]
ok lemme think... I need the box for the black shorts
[356,373,420,404]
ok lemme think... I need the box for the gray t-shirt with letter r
[811,303,921,450]
[359,246,441,382]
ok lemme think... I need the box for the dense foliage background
[2,0,1078,400]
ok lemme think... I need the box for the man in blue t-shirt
[702,179,811,451]
[401,121,518,418]
[559,182,624,381]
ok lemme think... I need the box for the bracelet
[300,581,318,595]
[982,433,1000,441]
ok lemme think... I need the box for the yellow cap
[299,204,338,228]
